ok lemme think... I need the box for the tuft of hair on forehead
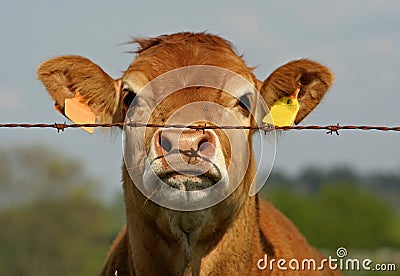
[132,32,238,55]
[125,32,255,83]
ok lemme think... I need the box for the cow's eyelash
[122,87,136,108]
[237,94,252,114]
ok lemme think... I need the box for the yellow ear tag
[64,93,96,134]
[263,89,300,127]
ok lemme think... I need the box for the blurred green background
[0,145,398,275]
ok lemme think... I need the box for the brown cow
[37,32,340,275]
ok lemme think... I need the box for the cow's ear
[37,56,122,132]
[260,59,334,124]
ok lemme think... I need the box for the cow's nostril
[160,135,172,152]
[198,139,211,152]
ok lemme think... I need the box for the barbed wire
[1,122,400,135]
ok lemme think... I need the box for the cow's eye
[237,94,252,113]
[122,87,136,108]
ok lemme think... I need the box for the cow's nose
[154,128,216,168]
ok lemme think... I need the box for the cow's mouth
[142,160,230,208]
[159,171,221,191]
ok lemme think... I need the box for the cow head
[37,32,333,263]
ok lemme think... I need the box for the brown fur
[102,200,335,275]
[37,32,340,275]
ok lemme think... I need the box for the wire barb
[54,122,66,133]
[326,123,340,135]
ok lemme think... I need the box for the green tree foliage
[262,167,400,250]
[0,145,125,275]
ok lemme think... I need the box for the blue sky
[1,0,400,194]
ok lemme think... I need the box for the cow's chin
[160,175,244,252]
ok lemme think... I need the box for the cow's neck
[198,195,265,275]
[123,168,264,275]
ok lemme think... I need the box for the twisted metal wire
[1,122,400,135]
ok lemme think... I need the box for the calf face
[37,32,333,273]
[123,64,259,211]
